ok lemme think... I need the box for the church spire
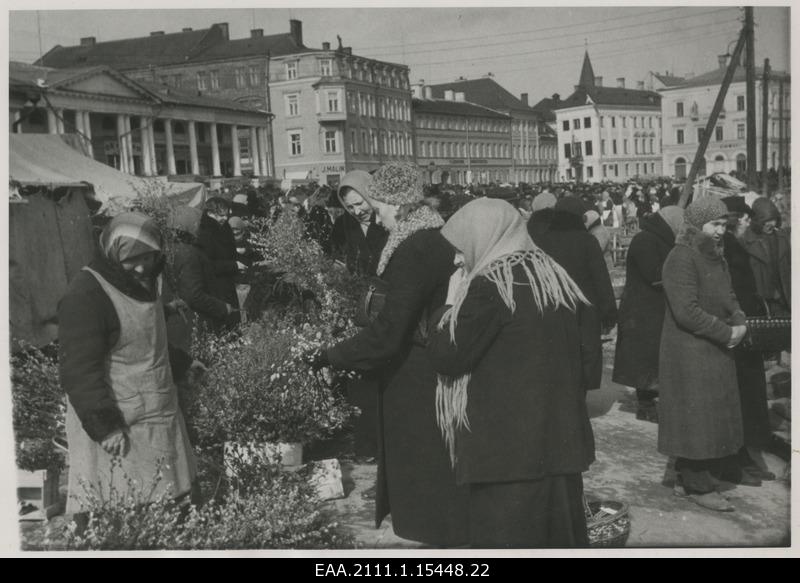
[578,50,595,89]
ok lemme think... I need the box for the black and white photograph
[2,1,794,557]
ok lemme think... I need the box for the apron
[66,267,197,514]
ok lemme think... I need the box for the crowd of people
[57,160,790,547]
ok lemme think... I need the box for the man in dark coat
[528,196,618,391]
[196,197,241,329]
[613,206,684,421]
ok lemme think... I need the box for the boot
[686,491,735,512]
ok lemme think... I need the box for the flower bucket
[224,441,304,477]
[307,459,345,501]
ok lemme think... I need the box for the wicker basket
[585,499,631,548]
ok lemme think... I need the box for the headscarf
[658,205,685,237]
[99,211,162,265]
[337,170,374,219]
[531,191,557,212]
[751,196,781,233]
[435,198,588,466]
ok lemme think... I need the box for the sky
[6,2,792,105]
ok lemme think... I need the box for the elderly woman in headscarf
[427,198,595,548]
[58,212,197,521]
[613,205,685,422]
[313,162,469,547]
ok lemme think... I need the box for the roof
[557,86,661,110]
[661,65,789,91]
[652,72,687,87]
[578,51,596,89]
[428,77,533,113]
[531,97,558,121]
[412,98,509,119]
[185,32,311,63]
[37,26,223,70]
[136,80,269,114]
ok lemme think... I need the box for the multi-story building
[555,52,663,183]
[412,90,512,185]
[269,39,413,187]
[658,55,791,180]
[428,76,558,184]
[10,61,271,178]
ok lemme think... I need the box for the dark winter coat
[612,213,675,389]
[196,213,240,327]
[724,232,771,447]
[528,209,618,391]
[172,240,231,334]
[739,227,791,314]
[658,226,745,460]
[330,213,388,277]
[427,269,595,485]
[327,229,469,547]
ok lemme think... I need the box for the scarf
[435,198,588,467]
[376,204,444,275]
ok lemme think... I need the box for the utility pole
[777,77,785,192]
[744,7,757,187]
[680,29,748,207]
[761,58,770,196]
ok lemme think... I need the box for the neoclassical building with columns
[10,61,272,178]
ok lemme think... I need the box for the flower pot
[17,468,61,521]
[224,441,303,477]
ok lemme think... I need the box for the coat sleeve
[426,278,509,378]
[627,234,664,287]
[662,249,733,345]
[327,232,453,371]
[58,277,126,442]
[175,249,230,320]
[586,237,618,327]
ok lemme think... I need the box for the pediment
[54,70,157,102]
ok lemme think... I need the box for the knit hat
[366,162,424,206]
[531,191,557,212]
[685,196,729,228]
[169,205,203,237]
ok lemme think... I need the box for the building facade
[269,40,413,187]
[10,62,271,178]
[412,92,512,185]
[658,57,791,180]
[428,77,558,184]
[555,52,663,183]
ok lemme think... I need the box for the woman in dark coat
[613,206,684,421]
[428,198,594,548]
[721,196,774,481]
[658,196,748,512]
[528,196,617,391]
[317,162,469,546]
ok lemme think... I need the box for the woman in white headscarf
[427,198,595,548]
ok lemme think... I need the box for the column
[13,110,23,134]
[230,124,241,176]
[116,114,129,173]
[124,115,135,175]
[56,109,65,134]
[147,120,157,175]
[249,126,261,176]
[140,118,153,176]
[257,127,269,177]
[188,121,200,175]
[210,122,221,176]
[74,110,86,153]
[164,119,177,175]
[83,112,94,158]
[47,109,59,134]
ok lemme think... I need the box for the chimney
[344,47,352,56]
[718,54,728,70]
[455,92,465,102]
[424,86,433,100]
[520,92,529,106]
[80,37,96,46]
[251,29,264,38]
[552,93,560,104]
[150,31,165,36]
[182,27,193,32]
[636,80,645,90]
[594,76,603,87]
[215,22,229,40]
[322,41,330,50]
[616,77,625,88]
[444,90,454,101]
[290,19,303,46]
[412,84,423,99]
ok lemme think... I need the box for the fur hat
[721,196,753,217]
[366,162,424,206]
[685,196,729,228]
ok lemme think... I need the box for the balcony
[317,109,347,123]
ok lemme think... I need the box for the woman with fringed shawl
[428,198,596,548]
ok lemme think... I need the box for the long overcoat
[657,226,745,460]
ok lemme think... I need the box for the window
[737,124,745,139]
[612,139,617,155]
[651,162,655,174]
[611,116,616,128]
[361,130,368,154]
[648,117,653,129]
[235,68,246,89]
[249,66,259,86]
[286,94,299,117]
[614,164,619,177]
[603,165,607,178]
[623,139,628,154]
[622,117,627,128]
[649,138,654,154]
[585,141,593,156]
[286,61,298,80]
[736,153,747,174]
[573,142,582,157]
[625,163,630,176]
[320,59,332,77]
[573,119,581,130]
[350,130,357,154]
[676,102,684,117]
[736,95,745,111]
[697,127,705,143]
[715,126,723,142]
[371,130,378,153]
[674,157,687,180]
[324,130,338,153]
[583,117,592,128]
[633,117,638,128]
[210,70,219,90]
[586,166,593,179]
[196,72,208,91]
[600,116,604,128]
[564,144,571,158]
[634,139,639,154]
[562,120,569,132]
[601,140,606,155]
[676,129,685,144]
[326,91,341,112]
[636,163,640,176]
[289,131,302,156]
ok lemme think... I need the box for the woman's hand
[100,429,129,457]
[728,324,747,348]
